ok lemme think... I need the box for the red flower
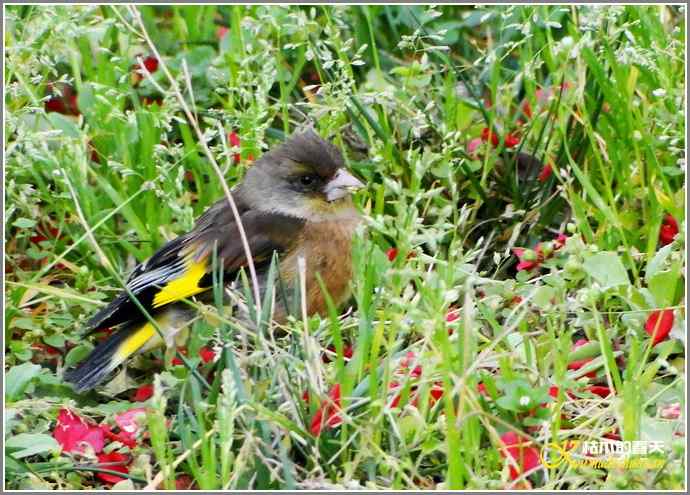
[53,408,105,454]
[323,344,353,363]
[31,342,61,356]
[499,431,541,480]
[446,308,460,323]
[397,351,422,378]
[45,83,80,116]
[132,384,154,402]
[477,382,489,396]
[644,309,674,345]
[568,339,597,378]
[467,137,483,158]
[172,346,216,365]
[30,226,61,245]
[96,451,129,484]
[142,56,159,73]
[504,133,520,148]
[553,233,568,250]
[175,474,195,490]
[216,26,229,40]
[512,248,541,272]
[659,214,679,246]
[171,347,188,366]
[386,247,398,261]
[199,346,216,364]
[429,383,444,404]
[521,100,533,119]
[587,385,612,398]
[132,56,159,85]
[548,385,577,401]
[310,384,343,436]
[228,131,241,164]
[659,402,681,420]
[114,408,147,445]
[538,163,553,182]
[603,429,621,441]
[481,127,500,147]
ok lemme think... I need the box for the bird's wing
[86,199,304,331]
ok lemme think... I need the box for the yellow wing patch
[115,322,156,362]
[153,257,207,308]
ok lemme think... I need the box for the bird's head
[241,130,364,220]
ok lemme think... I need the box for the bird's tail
[65,305,195,392]
[64,321,157,393]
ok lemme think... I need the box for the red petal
[644,309,674,345]
[53,408,105,454]
[499,432,541,480]
[228,131,241,146]
[446,308,460,323]
[568,340,597,378]
[659,215,679,246]
[481,127,499,147]
[310,384,342,436]
[521,100,533,119]
[538,163,553,182]
[113,408,146,446]
[175,474,194,490]
[227,132,242,164]
[504,133,520,148]
[199,346,216,364]
[659,402,681,419]
[216,26,229,40]
[429,383,444,405]
[143,56,159,73]
[133,384,154,402]
[386,247,398,261]
[553,233,568,249]
[96,452,129,484]
[587,385,612,398]
[171,347,188,365]
[467,137,483,157]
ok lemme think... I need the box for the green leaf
[5,433,59,459]
[645,243,674,282]
[583,252,630,289]
[64,344,93,367]
[47,113,81,138]
[43,334,65,349]
[12,218,36,229]
[5,363,42,401]
[647,269,681,308]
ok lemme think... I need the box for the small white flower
[652,88,667,98]
[519,396,531,407]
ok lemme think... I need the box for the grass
[4,4,686,491]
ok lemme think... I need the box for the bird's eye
[299,174,317,187]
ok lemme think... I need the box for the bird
[64,130,364,392]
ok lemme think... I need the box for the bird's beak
[324,169,364,202]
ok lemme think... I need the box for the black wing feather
[86,197,304,332]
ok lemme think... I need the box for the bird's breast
[278,214,360,317]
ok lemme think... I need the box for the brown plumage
[65,130,363,392]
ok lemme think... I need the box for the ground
[3,4,686,490]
